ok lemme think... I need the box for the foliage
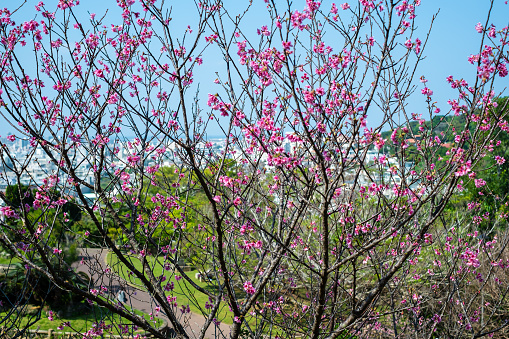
[4,184,34,208]
[0,245,84,311]
[452,97,509,234]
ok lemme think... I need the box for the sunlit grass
[107,252,234,325]
[0,256,20,265]
[0,302,163,333]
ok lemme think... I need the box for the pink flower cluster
[243,281,256,295]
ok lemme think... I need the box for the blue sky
[1,0,508,136]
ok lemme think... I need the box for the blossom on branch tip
[243,281,256,294]
[475,22,483,33]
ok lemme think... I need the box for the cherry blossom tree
[0,0,509,338]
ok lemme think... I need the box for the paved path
[74,248,230,338]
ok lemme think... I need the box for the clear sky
[1,0,508,136]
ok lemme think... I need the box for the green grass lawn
[0,256,20,265]
[106,253,317,335]
[107,252,234,325]
[0,302,163,333]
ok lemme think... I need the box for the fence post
[47,329,53,339]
